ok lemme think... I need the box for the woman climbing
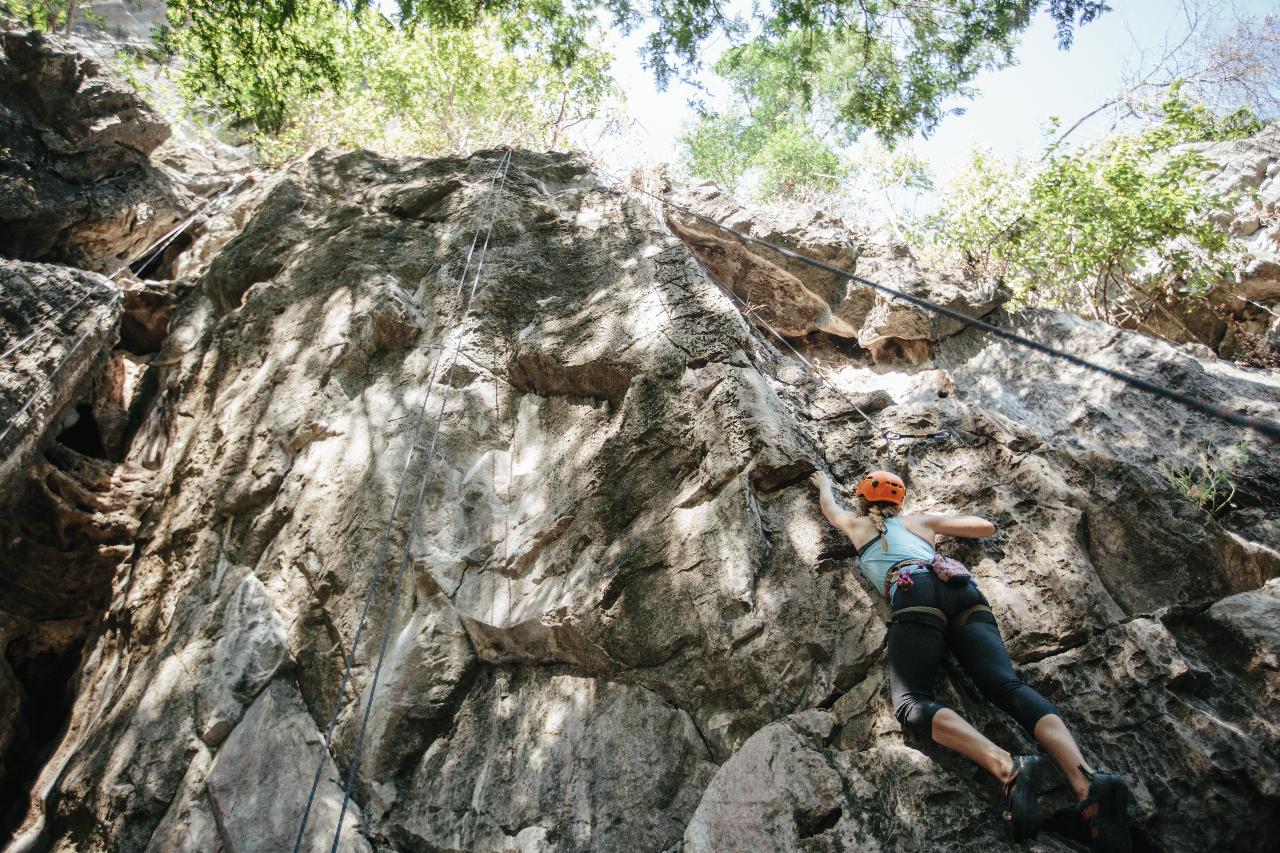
[811,469,1133,851]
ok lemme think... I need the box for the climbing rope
[692,256,949,451]
[0,176,249,455]
[0,293,121,451]
[291,149,512,853]
[593,169,1280,445]
[330,148,510,850]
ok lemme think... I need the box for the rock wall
[664,181,1006,364]
[1122,126,1280,361]
[0,34,1278,853]
[0,25,182,271]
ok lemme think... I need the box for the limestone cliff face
[1,33,1279,853]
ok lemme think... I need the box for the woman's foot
[1077,766,1133,853]
[1002,754,1045,841]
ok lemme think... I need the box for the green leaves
[679,1,1108,200]
[162,0,346,133]
[920,88,1262,327]
[158,2,621,160]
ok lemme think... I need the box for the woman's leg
[949,612,1090,797]
[1034,715,1092,800]
[931,708,1013,782]
[888,615,1013,782]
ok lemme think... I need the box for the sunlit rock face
[663,181,1007,364]
[1096,126,1280,360]
[1,144,1272,853]
[1200,125,1280,358]
[0,44,1278,849]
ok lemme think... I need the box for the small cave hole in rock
[788,330,870,364]
[56,404,107,459]
[0,634,83,843]
[795,805,843,838]
[130,230,193,280]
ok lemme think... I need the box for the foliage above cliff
[919,87,1265,323]
[155,0,1107,159]
[677,1,1108,200]
[157,0,620,158]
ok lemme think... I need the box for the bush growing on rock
[919,87,1266,330]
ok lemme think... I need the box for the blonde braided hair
[858,496,902,551]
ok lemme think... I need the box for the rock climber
[811,468,1133,852]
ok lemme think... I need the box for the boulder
[664,180,1007,363]
[0,259,119,501]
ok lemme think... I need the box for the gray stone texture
[0,38,1277,852]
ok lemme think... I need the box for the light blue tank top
[857,516,936,591]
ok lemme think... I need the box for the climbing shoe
[1001,754,1045,842]
[1077,767,1133,853]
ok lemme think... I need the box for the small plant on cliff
[3,0,71,31]
[1158,440,1248,516]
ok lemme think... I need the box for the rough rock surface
[1,145,1273,853]
[0,260,120,499]
[1203,126,1280,303]
[71,1,168,43]
[0,25,184,271]
[1131,126,1280,359]
[0,39,1278,850]
[664,180,1007,364]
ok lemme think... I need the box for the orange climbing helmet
[855,470,906,506]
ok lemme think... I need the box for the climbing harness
[0,176,250,454]
[593,168,1280,445]
[292,149,513,853]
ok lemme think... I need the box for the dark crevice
[0,438,154,845]
[55,404,107,459]
[131,231,193,281]
[794,804,842,838]
[0,624,87,843]
[1042,806,1163,853]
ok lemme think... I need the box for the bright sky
[595,0,1275,184]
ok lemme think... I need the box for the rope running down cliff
[290,148,513,853]
[594,169,1280,445]
[333,148,511,849]
[692,256,950,449]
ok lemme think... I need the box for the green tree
[254,15,622,162]
[679,1,1107,200]
[159,0,1107,156]
[920,87,1266,326]
[160,0,347,134]
[1,0,88,32]
[157,2,621,158]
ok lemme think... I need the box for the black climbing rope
[594,170,1280,445]
[290,148,512,853]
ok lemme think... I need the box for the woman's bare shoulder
[841,513,878,548]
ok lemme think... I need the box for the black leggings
[888,571,1059,739]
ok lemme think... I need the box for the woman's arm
[918,514,996,539]
[811,471,857,532]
